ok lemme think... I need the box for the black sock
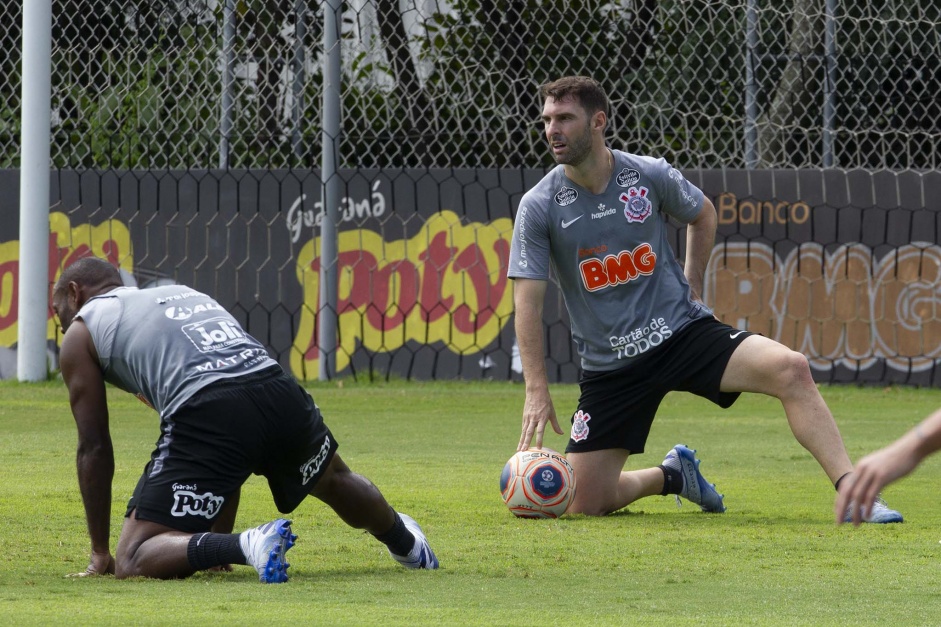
[373,511,415,557]
[186,532,247,570]
[834,471,852,492]
[659,465,683,496]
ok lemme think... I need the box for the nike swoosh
[730,330,745,339]
[561,215,583,228]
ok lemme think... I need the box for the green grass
[2,380,941,625]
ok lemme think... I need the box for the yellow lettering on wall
[291,210,514,378]
[0,212,133,347]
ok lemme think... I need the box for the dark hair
[56,256,122,290]
[539,76,610,121]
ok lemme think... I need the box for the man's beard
[552,125,593,166]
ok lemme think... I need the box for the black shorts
[126,368,338,533]
[565,318,752,456]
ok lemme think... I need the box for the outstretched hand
[66,551,115,578]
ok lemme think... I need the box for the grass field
[2,379,941,625]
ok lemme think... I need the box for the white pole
[318,0,342,380]
[17,0,53,381]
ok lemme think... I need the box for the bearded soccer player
[507,75,902,523]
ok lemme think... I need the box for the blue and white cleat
[239,518,297,583]
[843,497,903,524]
[389,513,439,569]
[662,444,726,513]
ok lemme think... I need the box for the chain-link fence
[3,1,941,383]
[0,0,937,170]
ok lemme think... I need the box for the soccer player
[52,257,438,582]
[836,409,941,525]
[507,75,902,523]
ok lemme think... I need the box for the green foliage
[2,379,941,625]
[7,0,937,170]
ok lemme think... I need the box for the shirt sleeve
[652,158,705,224]
[507,197,552,280]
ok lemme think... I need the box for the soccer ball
[500,448,576,519]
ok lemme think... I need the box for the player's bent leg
[114,513,197,579]
[309,453,397,533]
[310,453,438,568]
[721,335,853,484]
[565,448,664,516]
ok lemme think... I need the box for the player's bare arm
[683,196,717,303]
[513,278,563,450]
[59,319,116,576]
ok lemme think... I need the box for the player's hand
[518,388,564,451]
[66,551,115,577]
[834,441,918,526]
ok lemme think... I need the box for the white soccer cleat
[388,514,439,569]
[662,444,726,513]
[843,496,903,524]
[239,518,297,583]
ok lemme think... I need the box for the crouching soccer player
[53,257,438,582]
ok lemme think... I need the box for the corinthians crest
[619,186,652,223]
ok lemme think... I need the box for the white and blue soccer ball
[500,448,576,519]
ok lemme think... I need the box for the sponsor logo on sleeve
[668,168,699,206]
[517,205,529,268]
[554,186,578,206]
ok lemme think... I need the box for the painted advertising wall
[0,168,938,384]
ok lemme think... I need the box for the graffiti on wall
[706,241,941,374]
[292,210,514,375]
[0,212,132,347]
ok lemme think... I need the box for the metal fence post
[219,0,236,169]
[17,0,52,382]
[319,0,342,380]
[823,0,837,168]
[744,0,759,169]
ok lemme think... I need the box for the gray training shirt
[75,285,277,417]
[508,149,714,371]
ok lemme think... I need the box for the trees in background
[4,0,936,170]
